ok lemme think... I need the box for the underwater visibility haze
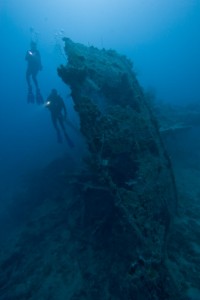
[0,1,200,299]
[0,0,199,186]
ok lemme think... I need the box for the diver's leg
[26,69,32,91]
[32,71,43,104]
[26,69,34,103]
[58,117,74,147]
[58,116,66,132]
[52,115,62,143]
[32,71,39,90]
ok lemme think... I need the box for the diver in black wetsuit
[46,89,74,147]
[25,41,43,104]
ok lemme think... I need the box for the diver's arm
[45,96,52,109]
[25,50,31,61]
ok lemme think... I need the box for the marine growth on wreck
[0,38,182,300]
[57,38,179,299]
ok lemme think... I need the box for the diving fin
[36,90,44,105]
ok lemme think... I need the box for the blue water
[0,1,200,299]
[0,1,199,191]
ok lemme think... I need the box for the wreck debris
[56,38,181,298]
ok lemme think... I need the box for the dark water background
[0,0,200,240]
[0,2,200,299]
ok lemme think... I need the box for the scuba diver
[25,41,43,104]
[46,89,74,147]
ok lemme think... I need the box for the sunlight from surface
[5,0,197,46]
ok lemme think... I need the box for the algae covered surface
[0,39,199,300]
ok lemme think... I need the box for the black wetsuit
[25,49,42,91]
[46,91,74,147]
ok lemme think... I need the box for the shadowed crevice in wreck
[56,38,180,299]
[0,38,184,300]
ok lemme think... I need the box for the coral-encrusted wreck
[57,38,179,299]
